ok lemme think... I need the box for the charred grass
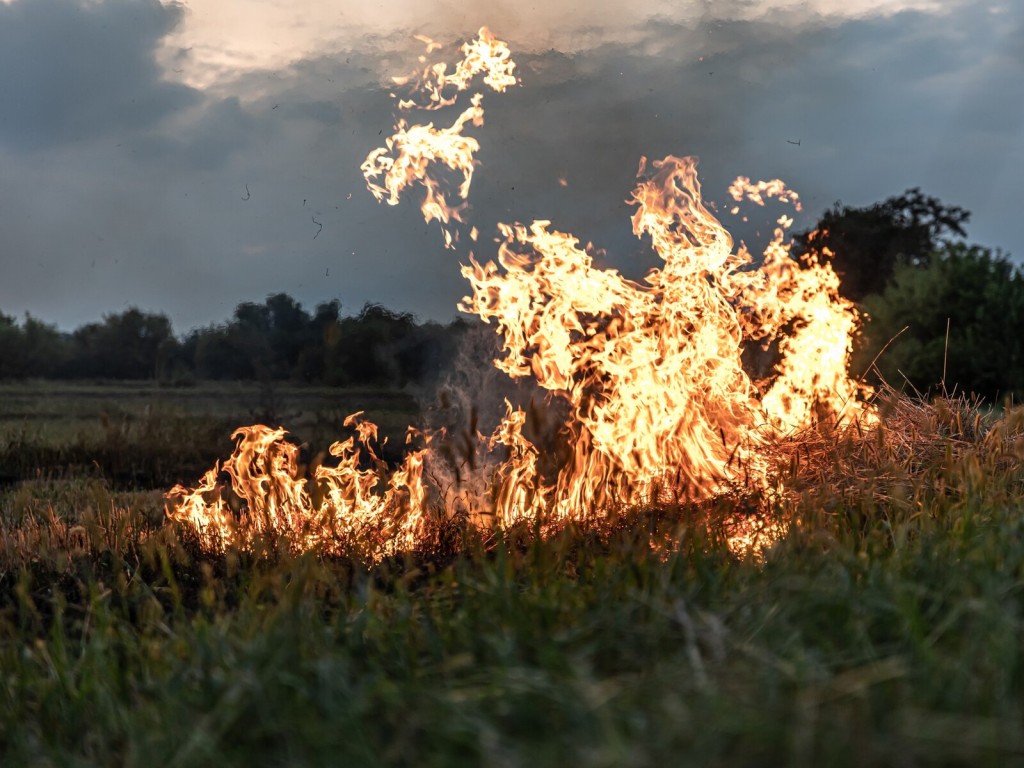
[3,387,1024,766]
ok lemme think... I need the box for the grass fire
[166,29,873,559]
[4,18,1024,768]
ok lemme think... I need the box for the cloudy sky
[0,0,1021,332]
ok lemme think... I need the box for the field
[3,382,1024,766]
[0,381,419,489]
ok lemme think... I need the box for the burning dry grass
[5,390,1021,575]
[150,373,1024,568]
[5,391,1024,766]
[767,385,1022,510]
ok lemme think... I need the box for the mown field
[3,383,1024,766]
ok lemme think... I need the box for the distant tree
[294,300,342,382]
[192,327,255,380]
[23,316,71,378]
[794,189,970,302]
[67,309,174,379]
[265,293,314,377]
[229,301,274,378]
[0,294,470,387]
[206,294,318,380]
[856,244,1024,400]
[326,303,417,385]
[155,336,190,384]
[0,311,26,379]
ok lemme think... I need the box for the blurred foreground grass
[2,386,1024,766]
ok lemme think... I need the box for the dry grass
[763,385,1023,505]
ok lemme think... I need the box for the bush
[856,244,1024,401]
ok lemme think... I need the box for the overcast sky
[0,0,1021,332]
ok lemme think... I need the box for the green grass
[2,387,1024,766]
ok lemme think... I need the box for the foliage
[794,188,969,302]
[0,296,469,388]
[793,189,1023,400]
[0,313,68,379]
[856,244,1024,400]
[69,308,175,379]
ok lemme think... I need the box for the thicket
[794,189,1023,402]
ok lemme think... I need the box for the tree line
[0,297,470,388]
[1,189,1021,400]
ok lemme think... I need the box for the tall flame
[167,28,873,559]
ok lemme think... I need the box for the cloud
[0,0,198,151]
[163,0,954,86]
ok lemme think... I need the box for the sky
[0,0,1021,333]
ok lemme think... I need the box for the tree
[23,316,71,378]
[326,303,417,385]
[265,293,314,378]
[794,189,970,302]
[294,300,342,383]
[856,244,1024,401]
[191,327,254,380]
[67,309,174,379]
[0,311,26,379]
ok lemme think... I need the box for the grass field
[0,381,419,489]
[3,383,1024,766]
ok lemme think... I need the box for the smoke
[417,322,572,518]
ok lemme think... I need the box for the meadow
[3,382,1024,766]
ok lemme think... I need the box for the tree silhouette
[794,189,970,302]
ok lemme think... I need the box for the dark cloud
[0,0,198,150]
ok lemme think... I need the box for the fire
[167,416,429,557]
[361,27,518,248]
[167,28,873,559]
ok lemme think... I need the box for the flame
[397,27,517,111]
[167,418,429,558]
[361,27,518,249]
[460,156,871,514]
[167,28,873,559]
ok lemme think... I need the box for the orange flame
[167,418,429,559]
[168,29,873,559]
[396,27,517,110]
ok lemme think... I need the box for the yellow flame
[167,420,429,559]
[361,27,518,249]
[398,27,517,111]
